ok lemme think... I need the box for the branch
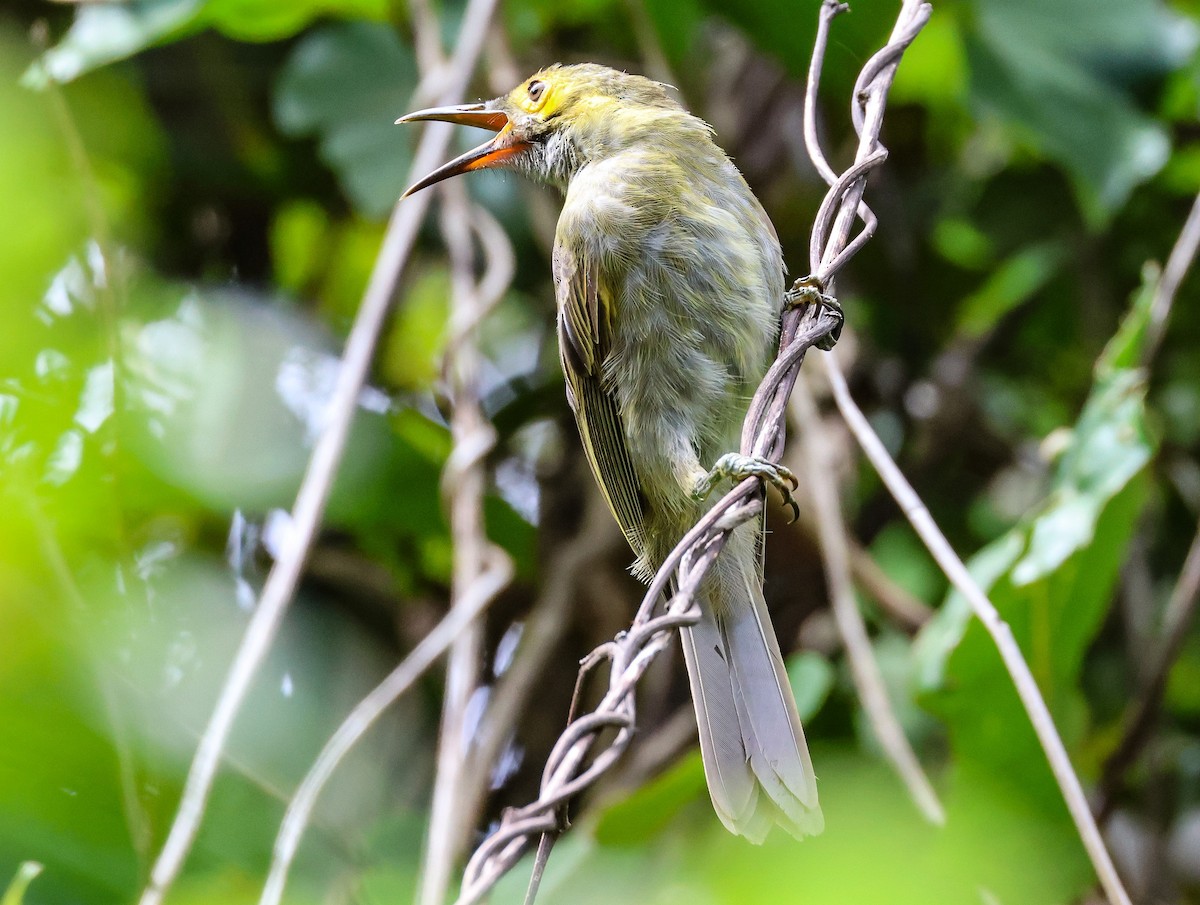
[798,0,945,830]
[258,550,513,905]
[1099,514,1200,818]
[798,3,1131,901]
[418,177,516,905]
[1094,192,1200,815]
[1142,190,1200,367]
[135,1,502,901]
[847,542,933,630]
[262,175,514,905]
[791,378,945,825]
[822,356,1133,905]
[262,132,515,905]
[455,491,625,850]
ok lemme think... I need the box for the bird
[397,62,823,843]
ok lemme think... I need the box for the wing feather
[553,240,647,557]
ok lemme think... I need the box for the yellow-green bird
[399,63,822,842]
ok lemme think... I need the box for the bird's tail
[679,525,823,843]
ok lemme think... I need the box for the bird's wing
[553,239,647,558]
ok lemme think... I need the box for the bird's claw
[693,453,800,523]
[785,274,843,351]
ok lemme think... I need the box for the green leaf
[917,287,1155,804]
[274,22,418,219]
[931,217,995,271]
[890,12,968,113]
[503,0,623,43]
[1,37,95,342]
[1165,635,1200,717]
[963,0,1197,222]
[1095,261,1156,375]
[868,522,944,605]
[22,0,204,88]
[270,203,388,326]
[484,494,537,582]
[955,241,1066,338]
[500,747,1092,904]
[23,0,391,87]
[640,0,706,66]
[201,0,388,41]
[120,282,444,539]
[380,266,450,390]
[594,756,707,846]
[1161,144,1200,195]
[910,534,1025,693]
[919,480,1148,834]
[1013,377,1151,585]
[787,651,835,723]
[270,199,332,296]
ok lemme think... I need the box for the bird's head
[397,63,694,196]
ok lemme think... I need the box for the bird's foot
[693,453,800,523]
[785,274,843,351]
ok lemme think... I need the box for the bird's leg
[785,274,842,351]
[693,452,800,523]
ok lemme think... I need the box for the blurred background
[2,0,1200,902]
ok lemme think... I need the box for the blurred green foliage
[274,22,418,218]
[2,0,1200,903]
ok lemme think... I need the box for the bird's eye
[527,80,546,102]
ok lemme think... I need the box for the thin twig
[135,1,502,901]
[1142,191,1200,367]
[265,145,515,905]
[823,353,1134,905]
[799,3,1132,900]
[1099,516,1200,819]
[791,379,945,825]
[1119,530,1158,685]
[419,175,516,905]
[523,832,557,905]
[420,186,488,905]
[802,1,876,254]
[1,862,43,905]
[407,0,446,76]
[456,493,623,848]
[1096,192,1200,811]
[780,415,933,632]
[258,552,514,905]
[847,542,933,631]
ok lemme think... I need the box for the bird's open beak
[396,103,528,197]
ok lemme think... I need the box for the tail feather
[723,567,823,836]
[680,619,755,825]
[680,527,823,842]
